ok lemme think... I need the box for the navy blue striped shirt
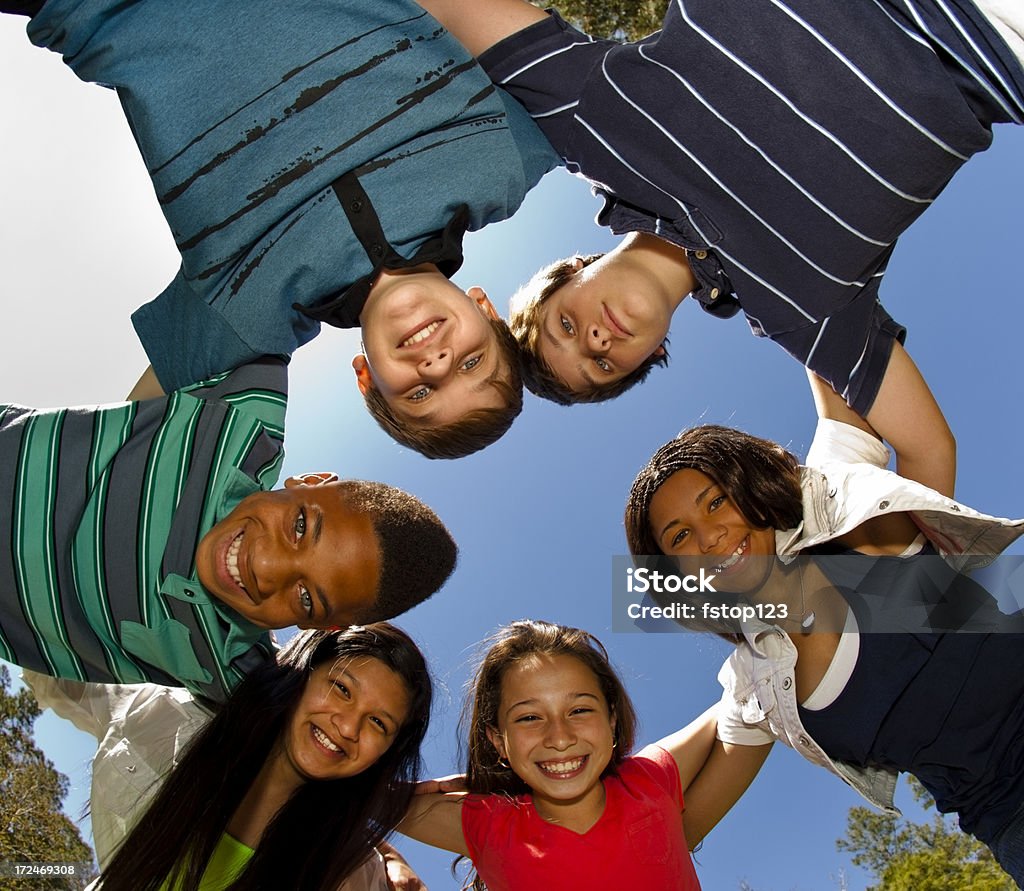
[481,1,1024,414]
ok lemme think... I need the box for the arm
[655,704,719,792]
[681,739,773,848]
[416,0,547,56]
[377,842,427,891]
[859,342,956,497]
[398,792,470,857]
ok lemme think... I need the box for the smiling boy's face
[195,473,381,629]
[354,265,510,426]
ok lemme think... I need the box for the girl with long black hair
[27,624,432,891]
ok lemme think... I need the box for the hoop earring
[498,757,511,768]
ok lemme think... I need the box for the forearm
[682,740,773,848]
[814,342,956,497]
[416,0,546,56]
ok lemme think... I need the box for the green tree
[0,666,95,890]
[531,0,670,41]
[838,776,1013,891]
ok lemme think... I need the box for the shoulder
[615,746,681,797]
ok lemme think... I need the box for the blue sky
[3,12,1024,890]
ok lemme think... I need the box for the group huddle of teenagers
[3,0,1024,888]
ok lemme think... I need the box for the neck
[227,744,306,849]
[616,231,695,312]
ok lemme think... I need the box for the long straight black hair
[98,623,432,891]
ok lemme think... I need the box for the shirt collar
[295,171,470,328]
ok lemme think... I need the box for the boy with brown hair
[421,0,1024,494]
[9,0,557,458]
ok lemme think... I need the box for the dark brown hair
[508,254,669,405]
[361,318,523,459]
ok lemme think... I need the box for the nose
[696,522,726,554]
[545,716,576,751]
[332,708,360,743]
[587,322,611,353]
[250,537,301,598]
[417,347,453,380]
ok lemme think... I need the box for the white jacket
[716,420,1024,812]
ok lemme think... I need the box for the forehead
[499,652,604,704]
[309,485,382,615]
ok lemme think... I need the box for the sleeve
[336,848,390,891]
[131,271,281,392]
[629,745,684,810]
[20,670,201,744]
[714,656,776,747]
[460,794,503,864]
[479,11,610,157]
[767,290,906,418]
[804,418,891,471]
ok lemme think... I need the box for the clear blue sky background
[2,13,1023,891]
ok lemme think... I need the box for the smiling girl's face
[486,653,615,823]
[647,468,776,594]
[280,656,411,785]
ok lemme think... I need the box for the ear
[571,256,585,272]
[468,286,500,321]
[653,345,666,358]
[485,725,507,760]
[284,472,340,489]
[351,354,374,396]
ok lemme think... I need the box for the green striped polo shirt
[0,358,287,702]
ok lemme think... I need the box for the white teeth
[312,726,342,753]
[401,320,441,347]
[713,539,747,574]
[225,532,246,590]
[539,757,584,775]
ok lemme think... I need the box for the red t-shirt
[461,745,701,891]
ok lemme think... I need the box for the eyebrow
[657,484,714,539]
[504,691,601,717]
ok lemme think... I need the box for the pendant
[800,610,816,631]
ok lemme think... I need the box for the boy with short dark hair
[11,0,558,458]
[422,0,1024,494]
[0,358,457,703]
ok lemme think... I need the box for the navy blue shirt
[480,1,1024,415]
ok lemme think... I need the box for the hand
[413,774,467,795]
[383,850,427,891]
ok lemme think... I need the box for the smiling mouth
[312,725,347,757]
[224,531,254,601]
[537,755,588,778]
[711,535,749,575]
[603,304,631,337]
[400,319,442,348]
